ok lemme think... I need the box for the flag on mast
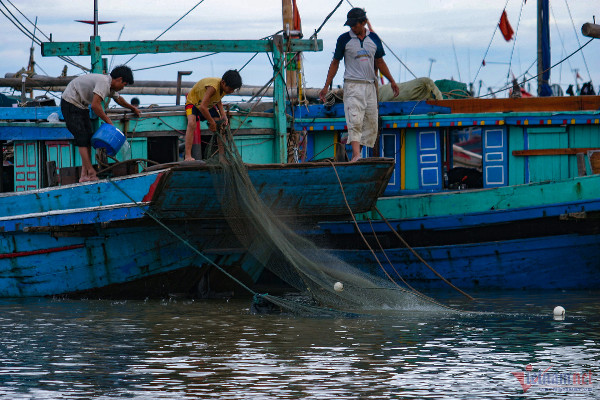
[499,10,514,41]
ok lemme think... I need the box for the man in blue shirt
[319,8,399,162]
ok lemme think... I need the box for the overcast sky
[1,0,598,104]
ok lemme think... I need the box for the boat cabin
[0,105,280,192]
[293,96,600,195]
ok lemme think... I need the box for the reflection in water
[0,292,598,399]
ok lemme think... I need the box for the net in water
[205,125,448,316]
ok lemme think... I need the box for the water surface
[0,290,598,399]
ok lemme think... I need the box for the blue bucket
[91,124,126,156]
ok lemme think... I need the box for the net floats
[553,306,565,320]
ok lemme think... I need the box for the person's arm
[215,101,228,159]
[319,59,340,102]
[217,101,228,126]
[199,86,218,132]
[91,94,113,125]
[375,58,400,97]
[115,96,141,117]
[367,19,375,33]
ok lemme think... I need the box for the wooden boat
[0,27,401,298]
[291,95,600,290]
[0,159,394,297]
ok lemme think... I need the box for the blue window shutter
[482,127,508,187]
[380,132,400,194]
[417,130,441,190]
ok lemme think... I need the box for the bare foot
[79,176,93,183]
[184,156,196,161]
[350,155,362,162]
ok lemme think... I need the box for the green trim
[371,174,600,220]
[42,39,323,57]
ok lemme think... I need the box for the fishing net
[204,124,449,316]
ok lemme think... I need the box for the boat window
[448,127,483,189]
[382,134,396,159]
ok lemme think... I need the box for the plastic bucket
[91,124,126,156]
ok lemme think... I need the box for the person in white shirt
[320,8,399,162]
[61,65,141,182]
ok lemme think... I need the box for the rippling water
[0,291,598,399]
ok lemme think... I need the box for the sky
[1,0,598,105]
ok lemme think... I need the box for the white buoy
[553,306,565,320]
[334,282,344,292]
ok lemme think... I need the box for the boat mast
[282,0,296,89]
[93,0,99,37]
[537,0,552,96]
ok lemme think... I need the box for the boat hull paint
[0,160,394,297]
[330,233,600,290]
[0,223,253,298]
[312,175,600,290]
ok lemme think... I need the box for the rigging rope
[310,0,344,39]
[473,0,510,84]
[549,2,571,85]
[506,1,525,85]
[133,53,219,72]
[123,0,207,66]
[563,0,592,83]
[481,38,594,98]
[0,0,89,72]
[326,160,459,311]
[343,0,417,79]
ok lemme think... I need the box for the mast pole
[537,0,542,95]
[537,0,551,96]
[93,0,99,37]
[282,0,297,90]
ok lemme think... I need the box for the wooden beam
[576,153,587,176]
[513,148,600,156]
[42,38,322,57]
[582,23,600,39]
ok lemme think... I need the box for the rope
[96,158,159,176]
[472,0,509,83]
[564,0,592,83]
[106,176,259,296]
[481,38,594,98]
[310,0,344,39]
[0,0,89,71]
[239,52,259,72]
[123,0,207,66]
[506,2,525,84]
[326,160,458,311]
[373,205,474,300]
[343,0,417,79]
[133,52,219,72]
[366,219,429,297]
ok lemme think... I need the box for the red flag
[499,10,514,41]
[576,72,582,80]
[292,0,302,33]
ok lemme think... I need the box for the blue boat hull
[0,160,394,297]
[309,192,600,290]
[328,233,600,290]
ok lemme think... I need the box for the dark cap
[344,7,367,27]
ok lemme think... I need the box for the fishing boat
[0,155,392,298]
[286,5,600,291]
[2,0,600,297]
[0,8,401,298]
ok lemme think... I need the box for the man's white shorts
[343,81,378,148]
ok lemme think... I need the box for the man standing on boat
[184,70,243,161]
[61,65,140,183]
[319,7,399,162]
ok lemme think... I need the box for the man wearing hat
[319,7,399,162]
